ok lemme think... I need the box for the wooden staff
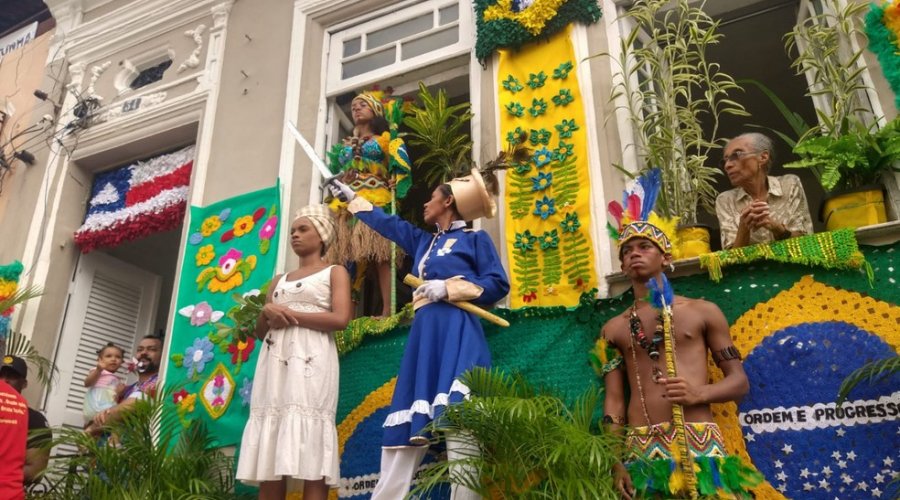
[403,274,509,327]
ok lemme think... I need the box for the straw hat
[448,168,496,221]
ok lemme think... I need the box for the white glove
[327,178,356,202]
[416,280,448,302]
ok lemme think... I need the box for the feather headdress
[607,169,680,259]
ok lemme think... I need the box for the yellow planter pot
[677,226,712,259]
[822,187,887,231]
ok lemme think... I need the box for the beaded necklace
[629,303,665,383]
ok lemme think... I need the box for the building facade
[0,0,897,454]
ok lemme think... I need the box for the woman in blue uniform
[331,169,510,499]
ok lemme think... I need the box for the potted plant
[784,0,900,229]
[609,0,749,257]
[409,367,622,499]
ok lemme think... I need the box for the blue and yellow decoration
[709,276,900,499]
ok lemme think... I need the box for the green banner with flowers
[164,184,280,446]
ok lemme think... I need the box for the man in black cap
[0,356,51,486]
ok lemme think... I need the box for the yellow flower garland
[484,0,569,35]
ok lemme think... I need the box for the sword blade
[285,120,334,181]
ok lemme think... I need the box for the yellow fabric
[677,226,711,259]
[499,26,597,308]
[707,276,900,499]
[822,189,887,231]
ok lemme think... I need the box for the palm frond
[0,284,41,314]
[35,385,250,500]
[837,355,900,404]
[411,367,622,499]
[3,329,57,390]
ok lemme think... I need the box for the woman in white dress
[237,204,352,500]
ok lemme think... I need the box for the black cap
[0,355,27,378]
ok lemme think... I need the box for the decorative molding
[63,0,218,64]
[86,60,111,100]
[211,2,232,28]
[100,91,168,122]
[67,61,86,95]
[177,24,206,73]
[68,90,207,165]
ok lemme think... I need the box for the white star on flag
[858,481,869,491]
[804,482,815,491]
[819,478,830,489]
[832,451,842,460]
[836,428,846,437]
[872,487,882,497]
[744,432,754,442]
[841,473,854,485]
[874,473,885,484]
[800,468,811,478]
[782,443,793,454]
[884,457,894,467]
[847,451,857,461]
[776,483,787,493]
[776,471,787,481]
[774,460,784,468]
[822,466,833,476]
[838,460,848,469]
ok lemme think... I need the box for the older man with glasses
[715,132,813,249]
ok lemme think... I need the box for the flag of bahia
[74,145,194,253]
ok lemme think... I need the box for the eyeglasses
[720,150,758,167]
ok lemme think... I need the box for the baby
[83,342,126,425]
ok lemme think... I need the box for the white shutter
[45,252,161,429]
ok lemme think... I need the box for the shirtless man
[595,227,759,498]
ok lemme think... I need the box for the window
[129,58,173,90]
[325,0,472,96]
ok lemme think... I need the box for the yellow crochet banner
[498,25,597,308]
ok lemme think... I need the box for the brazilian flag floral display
[164,184,281,446]
[475,0,601,61]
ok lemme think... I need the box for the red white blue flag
[74,145,194,252]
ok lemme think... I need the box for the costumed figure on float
[329,166,510,500]
[326,90,411,317]
[592,169,763,499]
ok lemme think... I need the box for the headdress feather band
[607,169,679,257]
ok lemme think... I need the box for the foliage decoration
[32,389,246,500]
[552,89,574,107]
[528,98,548,117]
[785,0,900,192]
[409,367,622,499]
[506,101,525,117]
[529,128,552,146]
[403,82,475,187]
[555,118,579,139]
[552,61,574,80]
[502,74,524,93]
[837,354,900,404]
[527,71,548,89]
[474,0,602,61]
[606,0,748,224]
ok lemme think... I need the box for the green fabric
[164,184,281,446]
[699,229,873,284]
[336,242,899,423]
[0,260,23,282]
